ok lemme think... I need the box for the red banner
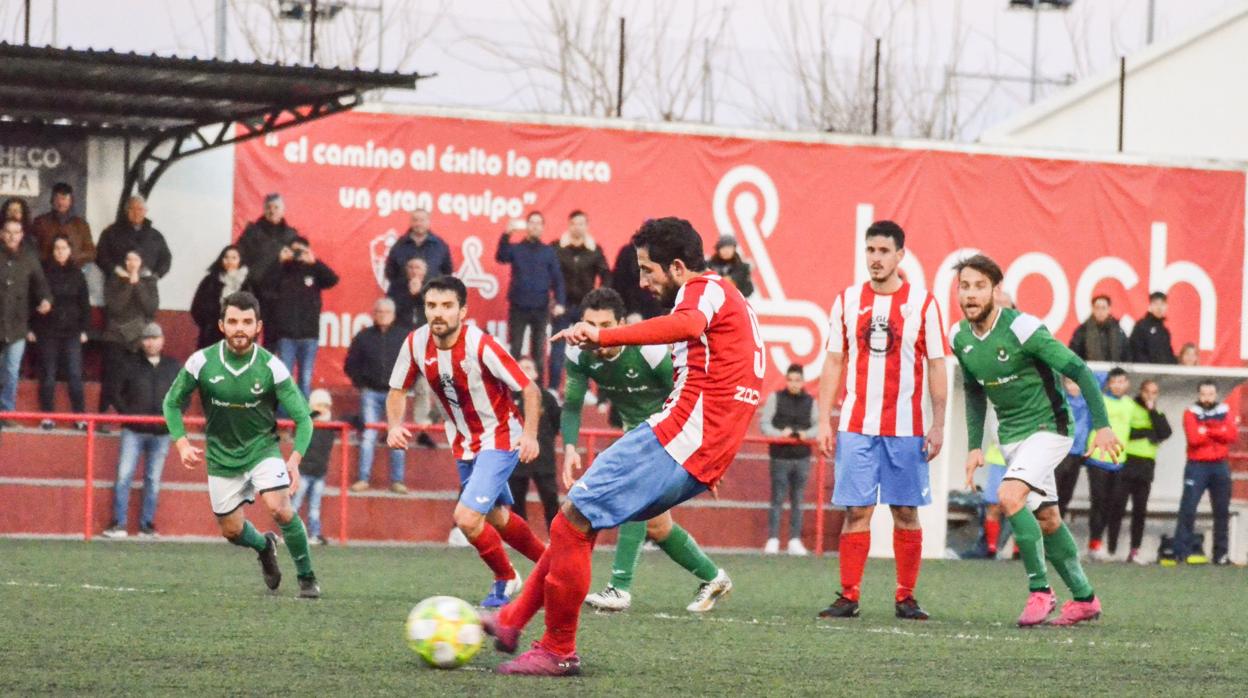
[234,111,1246,389]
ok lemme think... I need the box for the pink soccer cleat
[478,611,521,654]
[1017,589,1057,627]
[496,643,582,676]
[1047,597,1102,626]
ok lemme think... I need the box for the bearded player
[482,217,765,676]
[951,254,1120,626]
[162,291,320,598]
[386,275,548,608]
[562,288,731,614]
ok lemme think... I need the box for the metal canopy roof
[0,42,429,135]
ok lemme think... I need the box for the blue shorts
[568,424,707,530]
[456,449,519,514]
[832,432,931,507]
[982,464,1008,505]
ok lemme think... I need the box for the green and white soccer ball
[405,595,484,669]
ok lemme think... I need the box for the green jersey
[162,341,312,477]
[951,307,1108,449]
[561,343,673,445]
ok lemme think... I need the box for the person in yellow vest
[1086,367,1134,560]
[1105,380,1171,563]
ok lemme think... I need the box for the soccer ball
[405,596,484,669]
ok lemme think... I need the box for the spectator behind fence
[190,245,253,349]
[1054,376,1092,517]
[3,196,38,255]
[1068,294,1129,363]
[1169,380,1236,566]
[1177,342,1199,366]
[611,240,663,320]
[1086,367,1133,560]
[99,250,159,417]
[30,235,89,428]
[261,235,339,396]
[1107,379,1171,564]
[759,363,817,556]
[96,196,172,279]
[237,193,298,295]
[384,208,453,304]
[292,389,335,546]
[345,297,413,493]
[1129,291,1176,364]
[549,210,610,388]
[103,321,178,537]
[495,211,565,387]
[508,355,561,531]
[392,257,428,329]
[30,182,94,266]
[706,234,755,297]
[0,220,51,421]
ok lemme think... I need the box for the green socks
[656,523,718,583]
[609,521,647,591]
[229,520,268,552]
[1007,509,1050,592]
[280,515,315,578]
[1044,522,1094,600]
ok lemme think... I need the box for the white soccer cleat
[763,538,780,554]
[101,526,128,539]
[1089,547,1111,562]
[584,585,632,612]
[505,575,523,598]
[787,538,809,556]
[686,569,732,613]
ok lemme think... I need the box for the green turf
[1,538,1244,695]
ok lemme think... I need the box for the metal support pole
[215,0,228,59]
[813,450,826,555]
[309,0,319,64]
[339,425,351,545]
[24,0,31,45]
[871,37,881,135]
[616,17,625,117]
[1118,56,1126,152]
[1029,1,1040,104]
[84,420,96,540]
[1146,0,1156,44]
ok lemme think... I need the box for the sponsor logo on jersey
[439,374,460,407]
[865,315,896,356]
[250,382,264,395]
[996,347,1010,362]
[625,368,639,379]
[210,397,262,409]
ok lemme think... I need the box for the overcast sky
[2,0,1240,140]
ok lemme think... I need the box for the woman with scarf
[190,245,253,349]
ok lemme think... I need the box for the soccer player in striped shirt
[483,217,765,677]
[385,276,548,608]
[815,221,947,621]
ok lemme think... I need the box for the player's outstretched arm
[276,377,312,494]
[559,362,588,488]
[816,352,844,456]
[1021,321,1123,461]
[162,368,201,469]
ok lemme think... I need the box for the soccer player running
[951,255,1121,627]
[563,288,731,614]
[482,217,764,677]
[162,291,321,598]
[815,220,947,621]
[385,276,548,608]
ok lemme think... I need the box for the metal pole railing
[84,419,95,540]
[338,424,350,545]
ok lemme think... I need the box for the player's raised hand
[964,448,985,489]
[561,444,583,490]
[1085,426,1123,462]
[175,437,202,470]
[518,433,540,463]
[550,321,601,350]
[386,425,411,450]
[924,424,944,462]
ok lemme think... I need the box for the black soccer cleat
[895,596,930,621]
[817,593,860,619]
[258,532,282,591]
[297,574,321,599]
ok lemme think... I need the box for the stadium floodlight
[278,1,347,21]
[1008,0,1075,103]
[1008,0,1074,7]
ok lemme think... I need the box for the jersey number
[745,305,766,379]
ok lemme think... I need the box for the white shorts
[999,432,1074,512]
[207,457,290,515]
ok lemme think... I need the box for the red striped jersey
[389,323,531,460]
[826,281,946,437]
[599,273,765,486]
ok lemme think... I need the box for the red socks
[984,517,1001,554]
[539,513,597,656]
[893,528,922,602]
[839,530,870,602]
[500,511,547,562]
[468,523,515,581]
[497,548,550,630]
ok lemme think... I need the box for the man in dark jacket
[95,196,173,278]
[1069,295,1130,362]
[261,235,339,396]
[237,193,298,291]
[1170,381,1237,565]
[344,297,415,493]
[759,363,818,555]
[384,208,453,304]
[549,210,610,387]
[1129,291,1176,364]
[495,211,565,387]
[29,182,95,267]
[0,220,52,416]
[102,323,180,538]
[611,241,664,319]
[707,234,755,297]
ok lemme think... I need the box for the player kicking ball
[481,217,765,676]
[385,276,548,608]
[562,288,731,614]
[950,255,1121,627]
[162,292,321,598]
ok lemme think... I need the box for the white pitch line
[4,580,166,594]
